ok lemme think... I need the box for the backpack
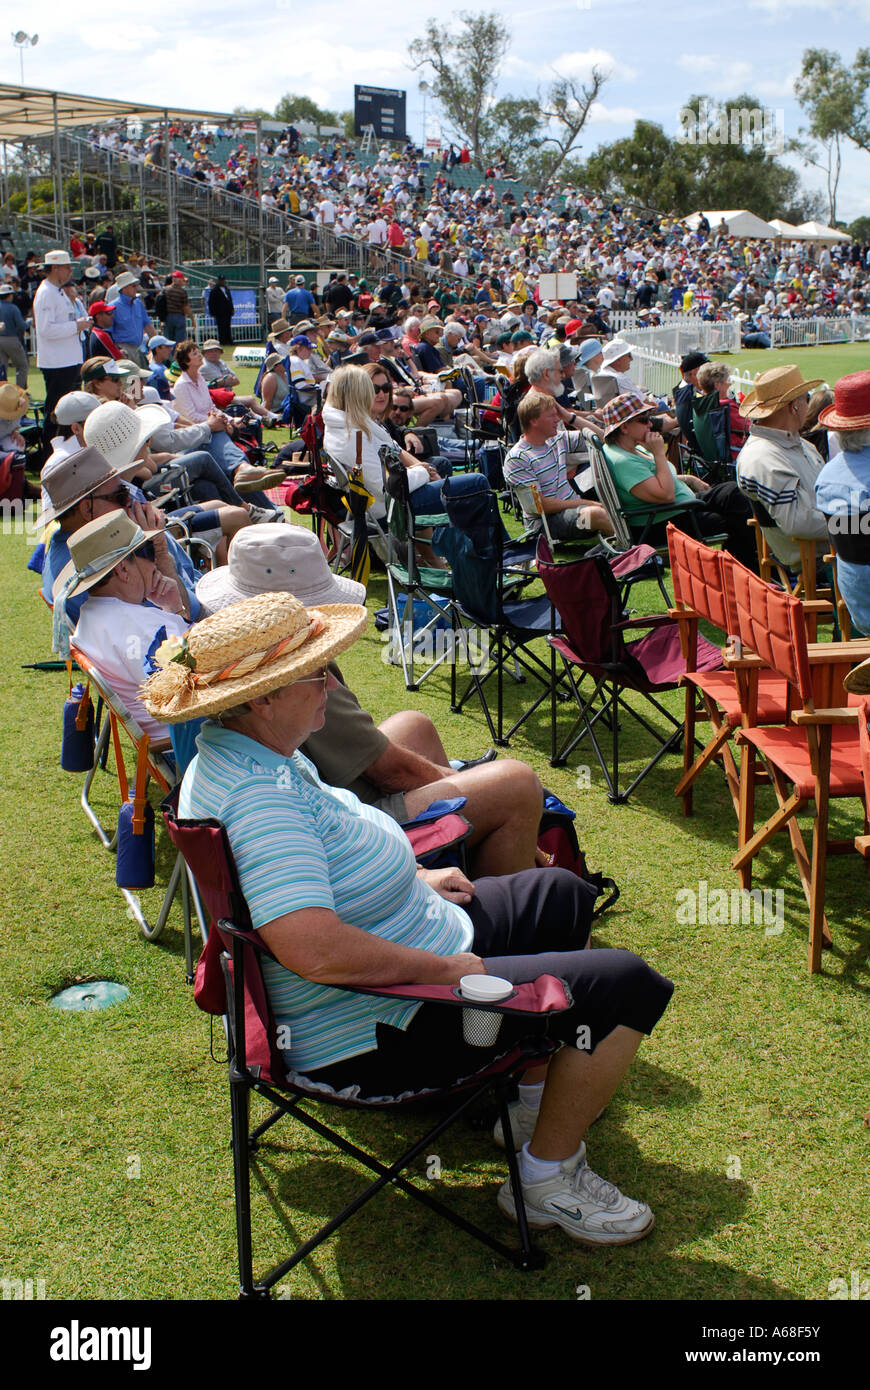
[537,793,620,918]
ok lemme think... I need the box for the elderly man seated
[503,391,611,540]
[815,370,870,636]
[736,365,828,570]
[194,525,548,878]
[53,508,189,741]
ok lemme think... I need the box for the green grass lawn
[3,353,869,1302]
[712,341,870,385]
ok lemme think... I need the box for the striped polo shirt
[179,724,473,1072]
[503,430,583,523]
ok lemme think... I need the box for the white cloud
[588,102,641,124]
[676,56,754,92]
[551,49,637,83]
[677,54,718,73]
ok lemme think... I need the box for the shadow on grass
[242,1112,791,1301]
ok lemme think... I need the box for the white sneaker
[497,1143,655,1247]
[493,1100,538,1151]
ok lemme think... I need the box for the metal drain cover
[50,981,130,1011]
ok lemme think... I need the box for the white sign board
[538,272,578,303]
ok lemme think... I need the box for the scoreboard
[354,85,407,141]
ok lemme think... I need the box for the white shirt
[34,279,83,370]
[72,597,189,741]
[171,370,214,423]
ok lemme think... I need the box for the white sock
[520,1142,562,1183]
[517,1080,544,1112]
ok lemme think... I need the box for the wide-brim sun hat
[600,390,656,438]
[140,592,369,724]
[601,338,633,367]
[740,365,824,421]
[53,509,163,602]
[0,383,28,420]
[83,401,171,471]
[195,525,366,614]
[36,444,124,528]
[818,370,870,432]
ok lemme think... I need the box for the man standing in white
[34,250,91,449]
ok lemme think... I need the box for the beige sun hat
[195,525,366,613]
[114,271,140,292]
[83,400,171,470]
[740,365,824,421]
[52,509,162,602]
[140,592,368,723]
[0,383,28,420]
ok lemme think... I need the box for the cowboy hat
[140,592,368,723]
[740,365,824,421]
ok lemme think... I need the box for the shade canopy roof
[793,220,851,243]
[684,209,779,239]
[0,82,232,140]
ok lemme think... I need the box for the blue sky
[5,0,870,220]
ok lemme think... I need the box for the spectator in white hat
[33,250,92,448]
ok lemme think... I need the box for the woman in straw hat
[145,592,672,1247]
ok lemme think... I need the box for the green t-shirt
[603,442,697,523]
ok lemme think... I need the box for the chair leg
[230,1076,262,1299]
[735,738,758,890]
[679,686,697,816]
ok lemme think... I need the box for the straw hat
[0,383,28,420]
[740,365,824,421]
[818,371,870,432]
[140,592,368,723]
[195,525,366,614]
[83,401,171,470]
[52,509,162,601]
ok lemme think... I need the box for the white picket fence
[615,318,741,356]
[629,345,760,401]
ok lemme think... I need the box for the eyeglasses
[295,667,329,688]
[92,484,131,508]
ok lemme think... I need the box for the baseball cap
[55,392,101,426]
[148,334,174,350]
[81,360,128,383]
[294,274,306,285]
[171,270,187,280]
[680,351,710,373]
[356,331,379,346]
[89,300,114,316]
[290,335,314,349]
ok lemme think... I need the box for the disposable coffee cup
[459,974,514,1047]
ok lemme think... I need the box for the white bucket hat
[195,525,366,613]
[82,400,171,471]
[43,249,72,267]
[114,271,140,292]
[601,338,633,367]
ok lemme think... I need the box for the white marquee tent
[684,209,779,239]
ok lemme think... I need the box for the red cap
[171,270,187,280]
[89,300,114,315]
[565,318,583,335]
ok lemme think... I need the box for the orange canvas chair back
[667,523,729,633]
[721,556,813,705]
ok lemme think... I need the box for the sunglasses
[372,383,390,393]
[92,483,131,508]
[134,540,156,563]
[392,404,413,413]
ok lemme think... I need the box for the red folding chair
[537,538,722,803]
[720,555,870,972]
[162,790,573,1298]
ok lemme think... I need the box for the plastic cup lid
[459,974,514,1002]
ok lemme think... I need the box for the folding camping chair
[440,473,555,747]
[161,793,573,1297]
[536,540,722,803]
[70,646,207,981]
[379,443,454,691]
[583,428,722,572]
[720,554,870,972]
[324,450,390,583]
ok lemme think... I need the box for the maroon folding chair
[161,790,573,1298]
[536,538,722,803]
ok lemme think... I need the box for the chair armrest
[806,640,870,664]
[613,613,675,632]
[357,974,573,1016]
[723,650,768,670]
[791,708,859,726]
